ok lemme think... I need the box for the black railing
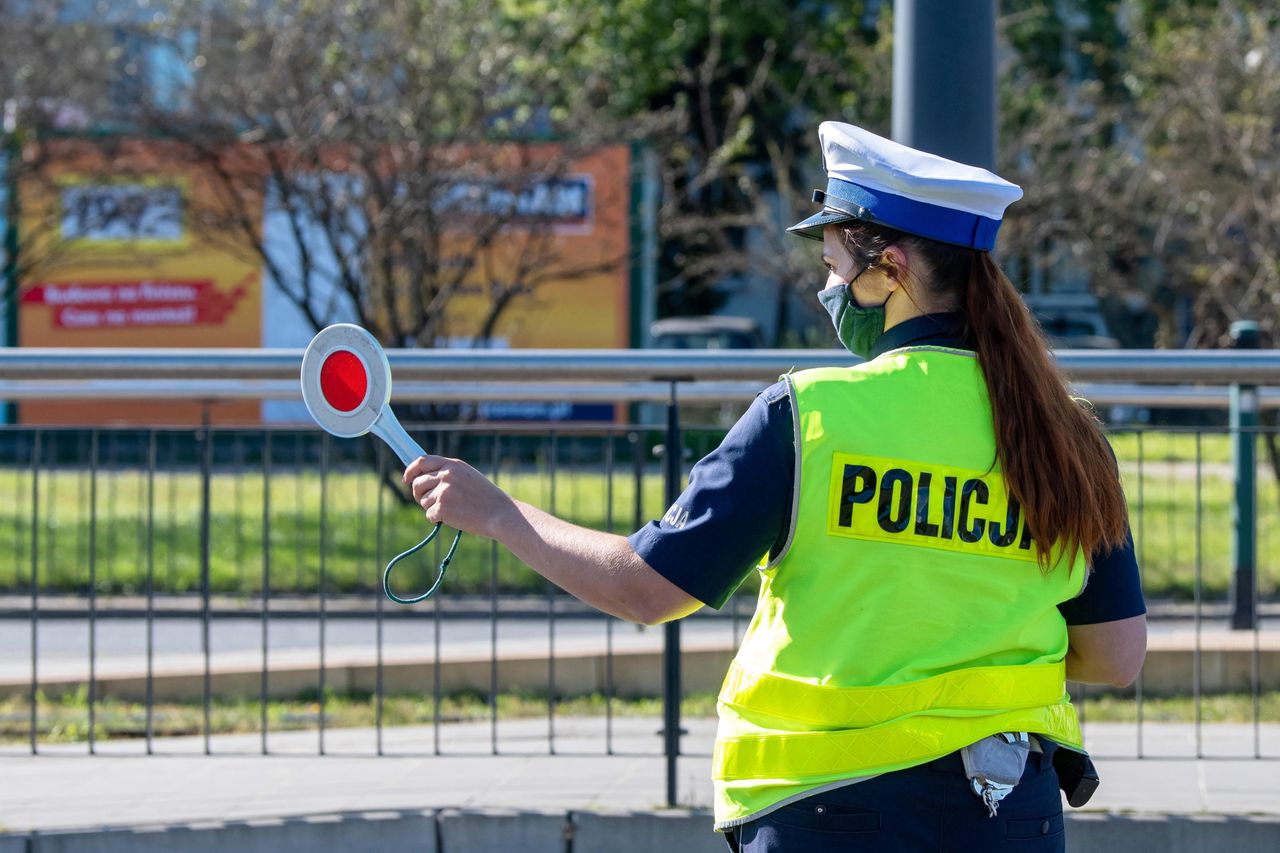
[0,419,1277,807]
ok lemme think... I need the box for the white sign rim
[300,324,392,438]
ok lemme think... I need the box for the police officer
[403,121,1147,852]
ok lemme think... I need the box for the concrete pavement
[2,604,1278,848]
[2,717,1278,835]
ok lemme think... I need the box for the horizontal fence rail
[0,380,1277,409]
[0,347,1278,383]
[0,348,1278,409]
[0,348,1276,811]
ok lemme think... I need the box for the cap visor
[786,208,861,241]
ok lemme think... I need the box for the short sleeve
[627,381,794,609]
[1057,524,1147,625]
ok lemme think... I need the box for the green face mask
[817,280,886,359]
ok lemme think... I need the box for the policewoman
[402,121,1148,852]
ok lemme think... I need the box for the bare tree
[0,1,122,309]
[995,2,1280,497]
[998,3,1280,350]
[127,0,625,354]
[1123,6,1280,348]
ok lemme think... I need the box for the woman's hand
[403,454,701,624]
[403,455,515,540]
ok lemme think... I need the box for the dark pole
[662,382,683,808]
[892,0,998,170]
[1229,321,1259,630]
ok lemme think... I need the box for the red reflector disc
[319,350,368,413]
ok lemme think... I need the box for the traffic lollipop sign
[301,323,426,467]
[301,324,460,604]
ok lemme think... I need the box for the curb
[3,808,1280,853]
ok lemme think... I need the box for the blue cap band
[818,177,1003,251]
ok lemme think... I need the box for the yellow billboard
[17,140,263,425]
[17,140,633,425]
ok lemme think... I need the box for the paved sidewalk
[1,718,1277,834]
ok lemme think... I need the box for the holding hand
[403,455,515,540]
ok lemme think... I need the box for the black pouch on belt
[1052,747,1101,807]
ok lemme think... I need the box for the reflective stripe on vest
[714,702,1083,782]
[718,660,1069,728]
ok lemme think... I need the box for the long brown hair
[839,222,1128,570]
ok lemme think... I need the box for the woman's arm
[1060,511,1147,687]
[1065,614,1148,687]
[404,454,703,625]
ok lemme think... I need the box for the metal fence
[0,349,1278,808]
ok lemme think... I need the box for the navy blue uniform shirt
[627,312,1146,625]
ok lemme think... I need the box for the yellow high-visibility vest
[712,347,1087,830]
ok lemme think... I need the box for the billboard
[16,141,263,424]
[14,140,632,425]
[262,144,632,423]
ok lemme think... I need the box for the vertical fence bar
[432,430,443,757]
[375,440,386,757]
[200,417,213,755]
[1135,430,1145,758]
[629,431,644,757]
[1253,424,1263,759]
[490,433,500,755]
[166,433,178,593]
[145,430,157,754]
[88,431,99,755]
[105,432,116,593]
[547,429,558,755]
[630,431,643,531]
[45,433,55,591]
[357,442,370,576]
[605,431,616,756]
[235,436,246,594]
[1194,431,1203,759]
[136,433,147,601]
[11,434,23,595]
[319,432,329,756]
[261,431,272,756]
[29,431,41,754]
[295,438,306,594]
[73,432,85,590]
[662,382,683,807]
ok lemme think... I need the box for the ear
[880,245,910,289]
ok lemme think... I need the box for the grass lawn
[3,687,1277,745]
[0,430,1274,601]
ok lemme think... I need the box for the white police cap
[787,121,1023,251]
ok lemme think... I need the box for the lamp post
[892,0,998,170]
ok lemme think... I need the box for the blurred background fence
[0,348,1278,808]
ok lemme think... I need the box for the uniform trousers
[726,740,1065,852]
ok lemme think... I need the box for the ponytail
[963,253,1128,570]
[839,223,1129,570]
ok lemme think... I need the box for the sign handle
[370,410,427,467]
